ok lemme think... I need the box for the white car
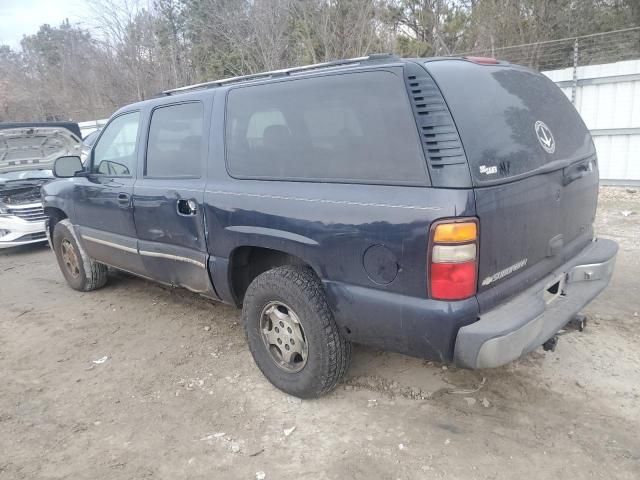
[0,122,81,248]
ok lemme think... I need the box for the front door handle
[177,199,198,216]
[117,193,130,206]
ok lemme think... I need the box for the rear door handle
[117,193,130,205]
[177,199,198,216]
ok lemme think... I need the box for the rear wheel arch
[228,245,322,307]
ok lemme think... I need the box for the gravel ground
[1,187,639,480]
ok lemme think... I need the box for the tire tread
[54,219,108,291]
[243,265,351,397]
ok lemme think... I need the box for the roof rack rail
[161,53,397,96]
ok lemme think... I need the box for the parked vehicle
[0,122,81,248]
[43,55,617,398]
[80,128,101,164]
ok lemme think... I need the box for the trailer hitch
[542,335,559,352]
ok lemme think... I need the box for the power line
[456,26,640,56]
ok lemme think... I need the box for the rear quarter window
[225,71,428,184]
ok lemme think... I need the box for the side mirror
[54,156,84,178]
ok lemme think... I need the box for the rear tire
[242,266,351,398]
[53,219,108,291]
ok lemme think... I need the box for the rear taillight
[428,218,478,301]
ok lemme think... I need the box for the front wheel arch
[44,206,68,242]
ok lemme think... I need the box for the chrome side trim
[81,234,138,254]
[138,250,206,268]
[81,233,206,268]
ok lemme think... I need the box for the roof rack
[161,53,397,96]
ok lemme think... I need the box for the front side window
[146,102,204,177]
[225,71,427,183]
[92,112,140,176]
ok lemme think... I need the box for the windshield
[0,169,53,182]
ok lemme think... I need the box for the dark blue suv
[43,55,618,398]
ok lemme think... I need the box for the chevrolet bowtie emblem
[535,120,555,154]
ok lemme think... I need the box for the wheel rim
[259,301,308,373]
[60,239,80,279]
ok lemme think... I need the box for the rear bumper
[454,238,618,369]
[0,215,47,248]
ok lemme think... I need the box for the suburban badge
[481,259,528,286]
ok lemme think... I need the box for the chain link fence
[454,27,640,184]
[454,26,640,107]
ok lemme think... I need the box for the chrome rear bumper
[454,238,618,369]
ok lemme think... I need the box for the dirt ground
[1,187,639,480]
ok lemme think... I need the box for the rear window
[426,61,594,185]
[225,71,427,184]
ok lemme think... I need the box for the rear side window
[146,102,204,177]
[225,71,427,184]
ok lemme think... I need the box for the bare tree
[1,0,638,122]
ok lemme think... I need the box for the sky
[0,0,91,49]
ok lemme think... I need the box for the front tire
[53,219,108,291]
[242,266,351,398]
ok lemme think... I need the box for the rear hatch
[424,59,598,311]
[0,123,81,175]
